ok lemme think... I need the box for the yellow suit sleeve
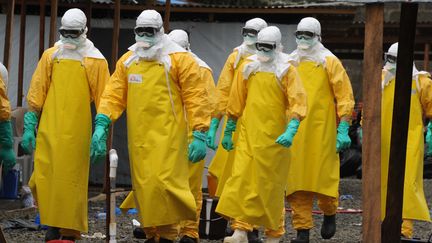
[215,51,238,117]
[282,65,307,121]
[172,52,210,131]
[98,52,132,121]
[85,58,110,110]
[226,62,248,119]
[26,47,57,113]
[418,74,432,118]
[200,66,218,117]
[0,76,11,121]
[325,56,355,119]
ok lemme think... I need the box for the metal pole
[17,0,26,107]
[362,3,383,243]
[49,0,58,47]
[382,3,418,243]
[3,0,15,70]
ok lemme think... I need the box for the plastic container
[0,169,20,199]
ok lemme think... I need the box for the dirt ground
[1,179,432,243]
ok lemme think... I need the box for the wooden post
[49,0,58,47]
[163,0,171,33]
[381,3,418,243]
[0,226,6,243]
[86,0,92,36]
[110,0,120,72]
[3,0,15,70]
[424,43,430,72]
[146,0,155,9]
[17,0,26,107]
[362,3,383,243]
[39,0,46,58]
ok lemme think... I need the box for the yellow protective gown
[182,64,216,238]
[286,57,354,198]
[0,76,11,121]
[381,71,432,222]
[208,50,249,197]
[216,64,307,230]
[27,47,110,232]
[98,51,210,228]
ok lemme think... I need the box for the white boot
[265,237,281,243]
[223,229,248,243]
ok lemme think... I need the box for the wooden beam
[163,0,171,33]
[3,0,15,71]
[39,0,46,58]
[86,0,92,36]
[424,43,430,72]
[0,226,6,243]
[49,0,58,47]
[361,4,383,243]
[110,0,120,74]
[381,3,418,243]
[17,0,26,107]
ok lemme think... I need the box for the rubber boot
[179,235,198,243]
[224,229,248,243]
[291,229,309,243]
[248,229,262,243]
[133,228,147,239]
[320,214,336,239]
[45,227,61,242]
[159,238,174,243]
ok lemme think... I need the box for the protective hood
[54,38,105,60]
[61,8,87,30]
[382,63,430,91]
[0,62,8,87]
[168,29,190,50]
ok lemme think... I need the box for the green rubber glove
[206,118,220,150]
[90,114,111,165]
[276,118,300,148]
[426,122,432,156]
[221,118,237,151]
[0,120,16,171]
[336,121,351,153]
[21,111,38,155]
[188,131,207,163]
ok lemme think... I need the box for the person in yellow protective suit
[381,42,431,239]
[206,18,267,243]
[0,63,16,172]
[19,8,110,242]
[216,26,307,243]
[286,17,355,243]
[119,29,217,242]
[90,10,210,243]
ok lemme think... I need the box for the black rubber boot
[291,229,309,243]
[320,214,336,239]
[45,227,60,242]
[133,227,147,239]
[159,238,174,243]
[248,229,262,243]
[179,235,198,243]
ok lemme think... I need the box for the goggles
[59,28,84,39]
[385,54,397,64]
[242,28,258,37]
[255,42,276,52]
[295,31,315,40]
[134,26,161,37]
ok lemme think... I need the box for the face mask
[60,35,85,50]
[384,61,396,73]
[243,36,257,46]
[257,49,275,63]
[296,37,317,50]
[135,34,157,49]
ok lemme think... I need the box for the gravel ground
[2,179,432,242]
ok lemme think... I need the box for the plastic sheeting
[0,14,297,185]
